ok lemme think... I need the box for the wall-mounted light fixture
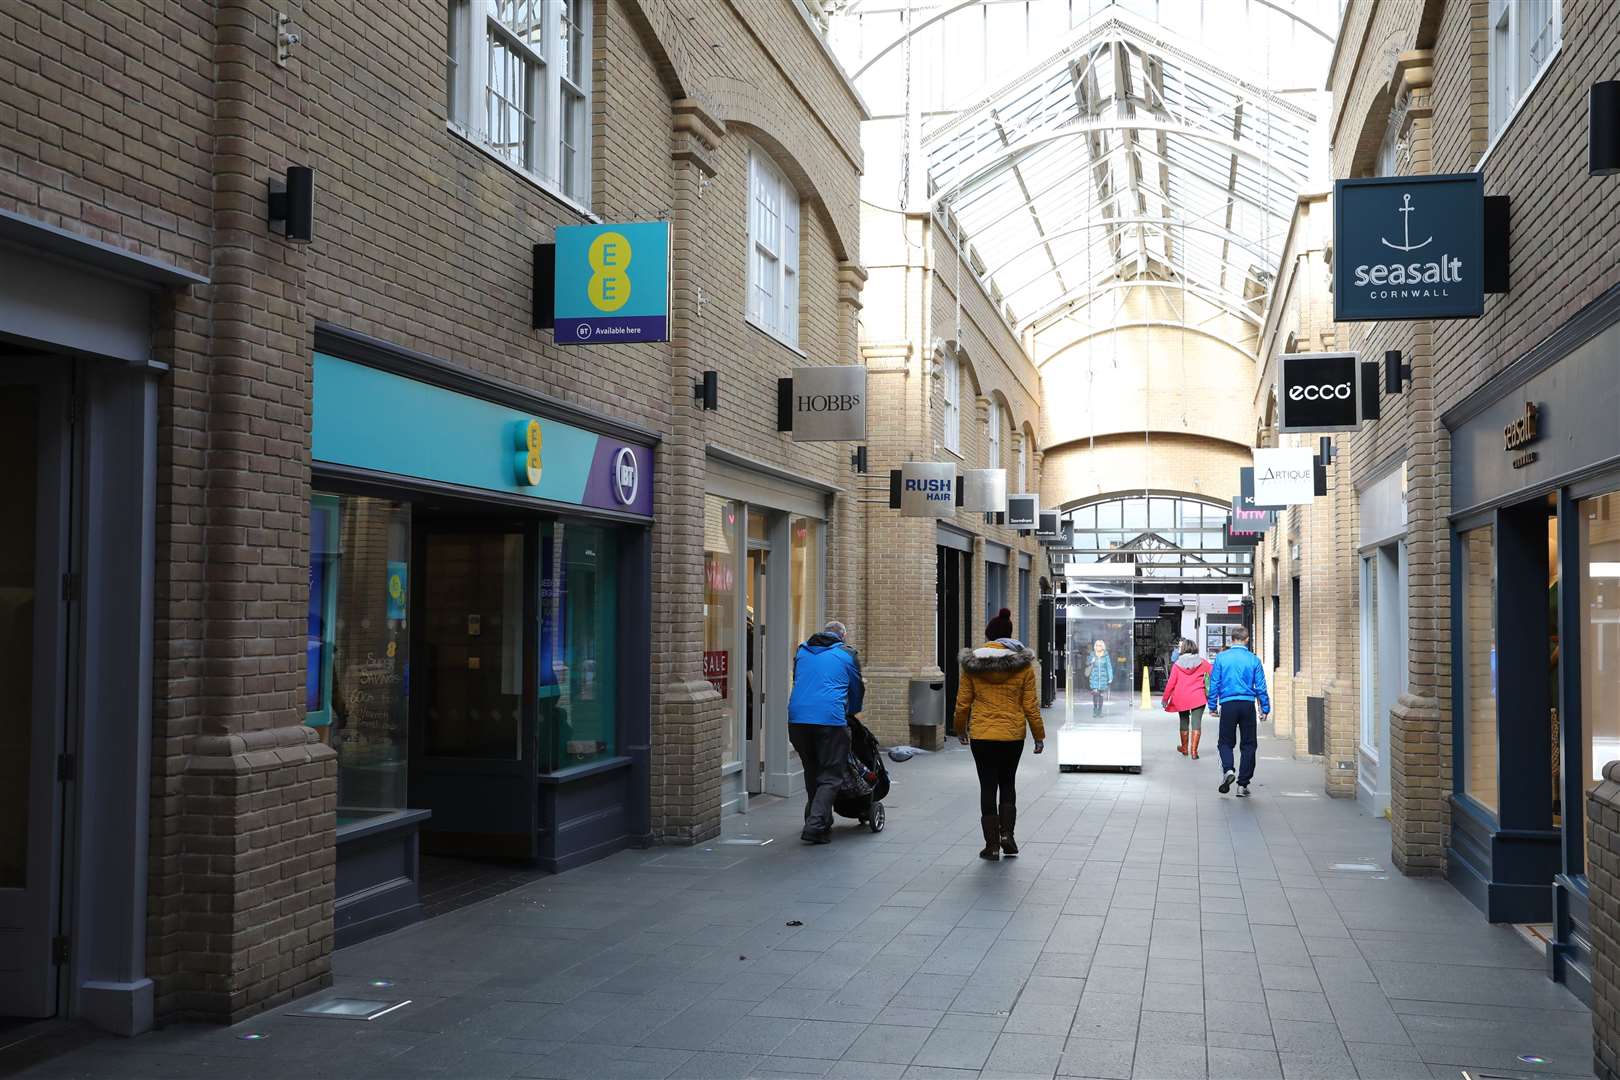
[850,445,868,474]
[694,370,718,410]
[1591,81,1620,176]
[1384,350,1412,395]
[268,166,314,243]
[1317,437,1335,466]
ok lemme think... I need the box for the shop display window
[539,521,618,770]
[306,494,412,822]
[1462,525,1499,814]
[1582,492,1620,854]
[789,516,821,654]
[705,496,741,768]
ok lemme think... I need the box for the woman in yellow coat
[955,608,1045,860]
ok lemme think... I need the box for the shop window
[1487,0,1561,141]
[747,148,801,347]
[1462,525,1499,813]
[789,516,822,657]
[942,348,961,454]
[704,496,741,769]
[445,0,592,204]
[540,521,618,770]
[1582,492,1620,856]
[986,561,1008,625]
[308,494,412,821]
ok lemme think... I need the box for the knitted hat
[985,608,1013,641]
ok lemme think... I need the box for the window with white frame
[1488,0,1561,139]
[1018,431,1029,491]
[987,401,1002,469]
[446,1,591,204]
[942,349,961,454]
[747,148,801,347]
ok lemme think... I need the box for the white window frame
[446,0,592,207]
[942,349,961,455]
[1487,0,1561,143]
[1359,554,1378,758]
[746,147,801,348]
[1018,430,1029,491]
[987,402,1002,469]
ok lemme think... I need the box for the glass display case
[1058,574,1142,772]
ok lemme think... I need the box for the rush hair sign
[1278,352,1361,433]
[1333,173,1485,321]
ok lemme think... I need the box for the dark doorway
[937,545,974,735]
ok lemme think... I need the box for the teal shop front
[308,327,656,944]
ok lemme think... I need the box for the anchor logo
[1380,193,1432,253]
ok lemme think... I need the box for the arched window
[1059,495,1252,580]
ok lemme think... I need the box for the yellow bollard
[1140,667,1151,710]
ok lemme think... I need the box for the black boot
[999,805,1018,856]
[979,815,1001,860]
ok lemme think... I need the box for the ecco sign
[1278,352,1361,433]
[789,365,866,442]
[899,461,956,518]
[1334,173,1484,321]
[1252,447,1316,506]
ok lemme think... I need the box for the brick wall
[1591,763,1620,1079]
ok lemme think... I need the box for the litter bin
[908,677,945,750]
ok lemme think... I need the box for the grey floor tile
[1264,989,1330,1023]
[1205,999,1273,1037]
[983,1033,1065,1075]
[668,1051,764,1079]
[843,1026,932,1065]
[711,1017,807,1056]
[1142,981,1205,1014]
[1206,1047,1283,1080]
[1130,1041,1206,1079]
[1003,1002,1078,1036]
[1275,1050,1356,1080]
[913,1027,1000,1070]
[1269,1020,1347,1056]
[1136,1008,1205,1046]
[1056,1037,1135,1080]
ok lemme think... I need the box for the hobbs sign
[899,461,955,518]
[1278,352,1360,433]
[790,365,866,442]
[1334,173,1484,322]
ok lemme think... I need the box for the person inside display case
[1086,638,1114,717]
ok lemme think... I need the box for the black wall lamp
[1385,349,1412,394]
[850,445,868,474]
[1591,81,1620,176]
[268,165,314,243]
[694,369,718,410]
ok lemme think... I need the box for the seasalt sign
[1505,401,1541,469]
[1334,173,1484,322]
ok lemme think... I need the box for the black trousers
[970,738,1024,817]
[1217,700,1258,785]
[789,722,850,835]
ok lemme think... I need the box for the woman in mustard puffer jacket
[955,608,1045,861]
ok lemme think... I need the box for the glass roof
[829,0,1336,340]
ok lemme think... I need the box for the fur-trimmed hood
[958,642,1036,674]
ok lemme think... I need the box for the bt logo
[612,447,640,506]
[587,231,632,313]
[1289,383,1352,401]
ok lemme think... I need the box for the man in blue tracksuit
[1206,626,1270,798]
[787,621,865,844]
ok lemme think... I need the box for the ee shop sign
[1333,173,1484,322]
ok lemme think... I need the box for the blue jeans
[1217,700,1258,785]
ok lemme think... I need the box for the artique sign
[1278,352,1361,433]
[899,462,956,518]
[553,221,671,344]
[1504,401,1541,469]
[1333,173,1484,322]
[1252,447,1317,506]
[790,365,866,442]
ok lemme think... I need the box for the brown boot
[1189,731,1201,759]
[1177,730,1188,755]
[999,805,1018,856]
[979,815,1001,860]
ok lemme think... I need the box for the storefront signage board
[312,353,655,516]
[961,468,1007,513]
[899,461,956,517]
[1007,494,1039,529]
[790,365,866,441]
[1278,352,1361,432]
[553,221,671,344]
[1238,467,1284,511]
[1252,447,1317,506]
[1333,173,1484,322]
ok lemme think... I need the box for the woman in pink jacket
[1163,639,1212,759]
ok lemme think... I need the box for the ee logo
[587,231,632,312]
[512,419,543,486]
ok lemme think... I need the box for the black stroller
[833,715,890,833]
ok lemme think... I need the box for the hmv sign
[1334,173,1484,321]
[1278,352,1361,433]
[789,365,866,442]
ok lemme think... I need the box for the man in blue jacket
[787,621,865,844]
[1206,626,1270,798]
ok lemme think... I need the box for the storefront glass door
[0,374,69,1019]
[1359,542,1406,816]
[1581,491,1620,852]
[746,543,769,796]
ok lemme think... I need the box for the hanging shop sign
[1333,173,1484,322]
[899,461,956,517]
[1007,494,1040,529]
[312,353,656,516]
[1035,511,1069,546]
[553,220,671,344]
[1238,466,1284,511]
[961,469,1007,513]
[1230,498,1277,535]
[1224,521,1263,548]
[1504,401,1541,469]
[785,365,866,441]
[1278,352,1361,433]
[1252,447,1317,506]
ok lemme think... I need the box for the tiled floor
[15,701,1596,1079]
